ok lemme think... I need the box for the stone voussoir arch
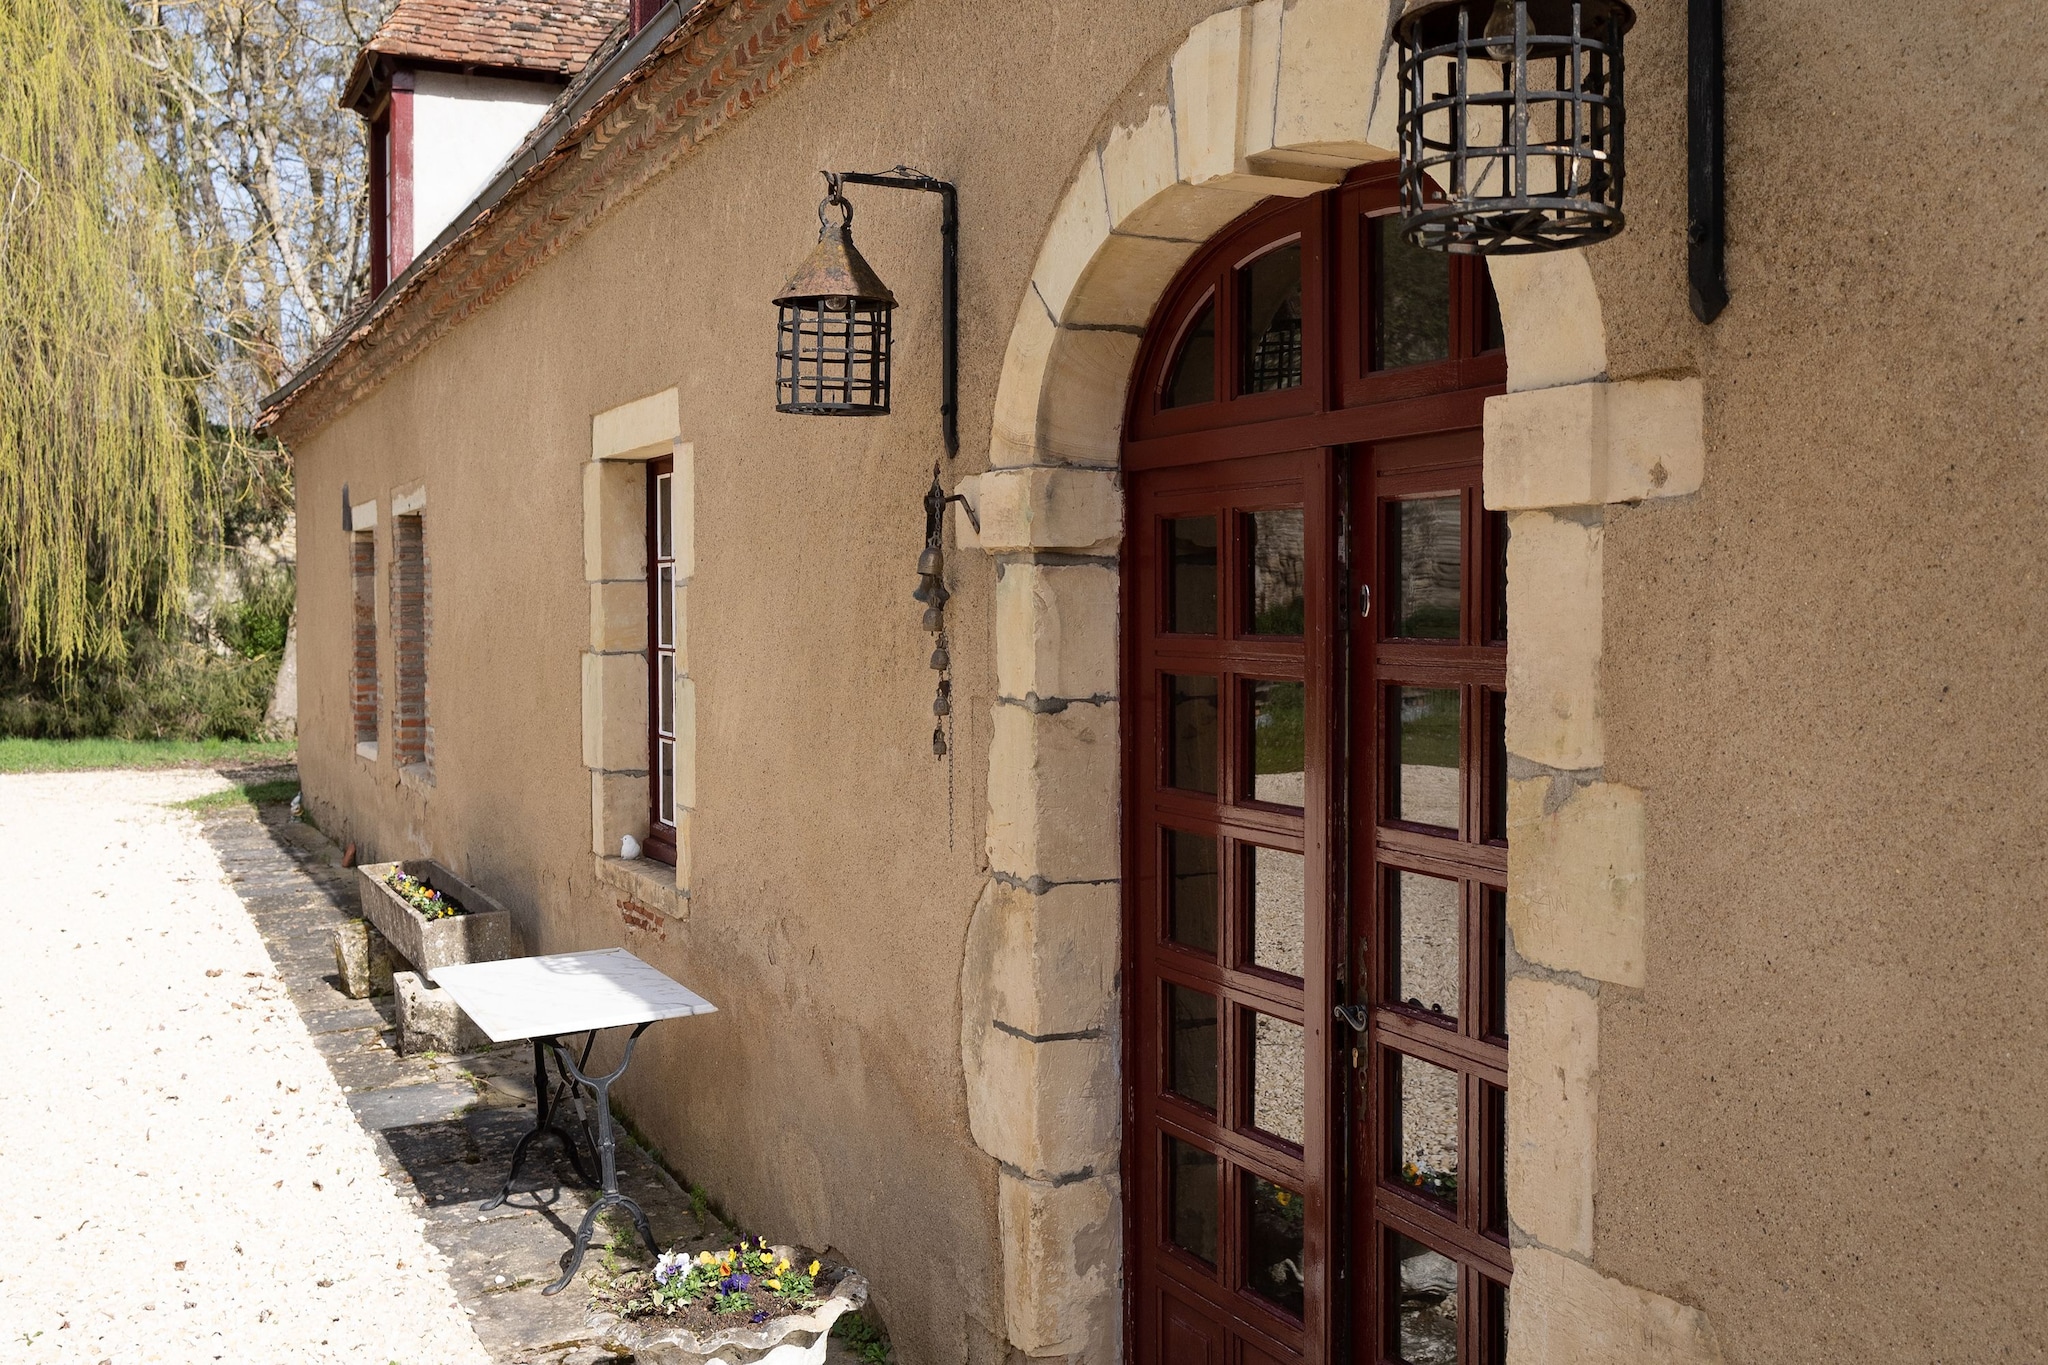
[960,3,1716,1362]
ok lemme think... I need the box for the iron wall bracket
[829,167,959,457]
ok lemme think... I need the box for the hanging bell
[929,645,950,671]
[917,545,942,576]
[933,692,951,717]
[922,605,944,633]
[932,724,948,757]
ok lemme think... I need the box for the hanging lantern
[774,180,897,416]
[1395,0,1636,254]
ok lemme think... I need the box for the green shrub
[218,564,294,659]
[0,559,293,742]
[0,625,281,740]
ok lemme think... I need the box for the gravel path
[0,769,491,1365]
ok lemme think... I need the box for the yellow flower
[807,1260,820,1276]
[1276,1191,1292,1207]
[698,1251,715,1264]
[766,1278,782,1290]
[778,1259,791,1273]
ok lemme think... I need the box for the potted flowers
[354,859,512,974]
[591,1235,869,1365]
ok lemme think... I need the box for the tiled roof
[347,0,627,103]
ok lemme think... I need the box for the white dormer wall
[409,71,560,255]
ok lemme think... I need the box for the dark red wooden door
[1122,166,1509,1365]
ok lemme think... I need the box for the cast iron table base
[482,1021,657,1294]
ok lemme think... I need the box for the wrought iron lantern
[774,181,897,417]
[1394,0,1636,254]
[774,167,959,455]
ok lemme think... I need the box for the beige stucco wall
[1581,2,2048,1361]
[290,3,1239,1363]
[286,1,2048,1363]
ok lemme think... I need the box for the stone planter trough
[354,860,513,1054]
[593,1255,868,1365]
[356,860,512,972]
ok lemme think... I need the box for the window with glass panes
[645,456,679,866]
[1123,164,1508,1365]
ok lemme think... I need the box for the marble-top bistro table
[429,949,716,1293]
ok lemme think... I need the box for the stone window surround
[585,386,691,921]
[961,5,1721,1364]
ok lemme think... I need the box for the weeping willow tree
[0,0,207,671]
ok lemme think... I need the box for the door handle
[1334,1004,1369,1032]
[1358,584,1371,619]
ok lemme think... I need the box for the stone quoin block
[583,460,646,584]
[589,580,649,653]
[1029,157,1111,326]
[1171,7,1253,186]
[1484,253,1610,394]
[669,675,697,811]
[963,879,1119,1044]
[996,562,1120,704]
[965,1020,1119,1182]
[989,297,1059,470]
[1507,777,1647,988]
[1509,1246,1726,1365]
[1271,0,1397,168]
[1485,378,1706,509]
[667,442,695,579]
[1506,977,1599,1256]
[1505,510,1605,773]
[1064,231,1202,332]
[1098,102,1180,231]
[590,769,649,858]
[1035,329,1144,471]
[581,650,649,772]
[669,580,689,674]
[996,1169,1120,1363]
[977,467,1122,555]
[985,701,1120,885]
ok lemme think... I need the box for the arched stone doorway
[961,3,1713,1362]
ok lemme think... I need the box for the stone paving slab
[194,797,867,1365]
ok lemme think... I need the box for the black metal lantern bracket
[777,166,959,457]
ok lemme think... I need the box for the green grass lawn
[171,774,302,814]
[0,736,296,773]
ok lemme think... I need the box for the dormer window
[343,0,627,298]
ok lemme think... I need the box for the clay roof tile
[358,0,626,81]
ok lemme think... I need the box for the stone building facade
[262,2,2048,1362]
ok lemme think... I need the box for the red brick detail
[264,0,891,439]
[618,897,666,938]
[351,532,379,745]
[391,513,432,772]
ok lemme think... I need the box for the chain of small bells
[915,466,954,760]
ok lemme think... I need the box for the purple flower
[750,1310,769,1323]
